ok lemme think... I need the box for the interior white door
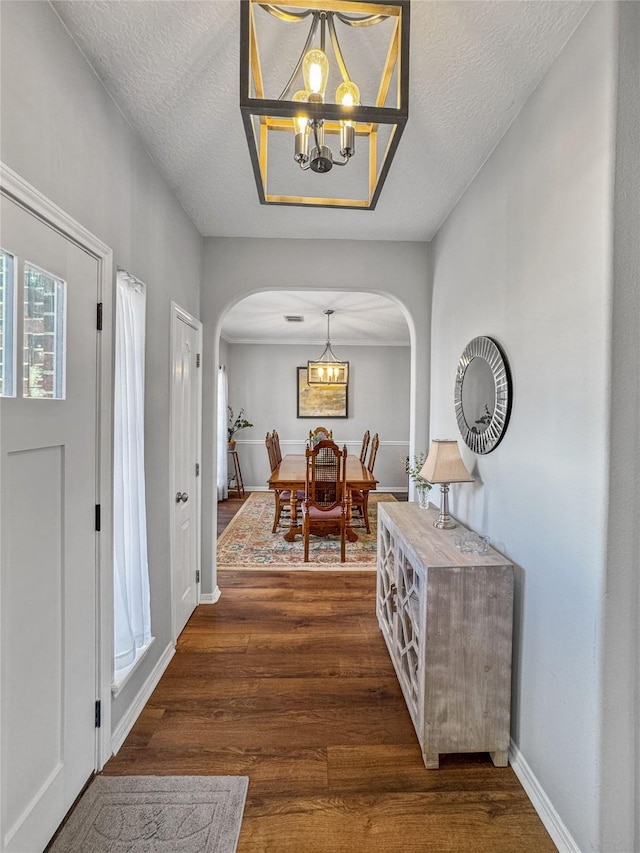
[171,305,201,639]
[0,195,98,853]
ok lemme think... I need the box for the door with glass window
[0,194,99,853]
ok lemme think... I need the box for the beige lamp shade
[419,440,474,484]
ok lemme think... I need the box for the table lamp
[419,440,474,529]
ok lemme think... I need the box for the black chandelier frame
[239,0,410,210]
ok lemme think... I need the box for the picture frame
[296,366,348,419]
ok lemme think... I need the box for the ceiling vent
[284,315,305,323]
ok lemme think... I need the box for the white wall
[430,5,622,851]
[0,2,203,733]
[224,343,411,490]
[201,237,431,596]
[600,3,640,850]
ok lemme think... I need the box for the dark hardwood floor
[103,494,554,852]
[217,492,252,536]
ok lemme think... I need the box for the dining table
[268,453,378,542]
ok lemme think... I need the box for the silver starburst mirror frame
[454,336,512,455]
[239,0,410,210]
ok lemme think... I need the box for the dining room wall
[224,343,411,492]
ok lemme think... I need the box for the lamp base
[433,482,456,529]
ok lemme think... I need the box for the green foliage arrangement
[227,407,253,442]
[405,452,432,490]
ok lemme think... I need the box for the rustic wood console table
[376,502,514,769]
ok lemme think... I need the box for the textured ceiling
[52,0,592,244]
[50,0,590,344]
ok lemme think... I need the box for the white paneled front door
[170,303,202,640]
[0,194,99,852]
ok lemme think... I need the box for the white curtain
[217,365,229,500]
[113,270,151,671]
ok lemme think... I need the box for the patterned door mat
[47,775,248,853]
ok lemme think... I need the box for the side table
[227,449,245,498]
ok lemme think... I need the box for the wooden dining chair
[265,431,278,472]
[266,431,301,533]
[351,432,379,533]
[309,426,333,446]
[302,440,348,562]
[359,430,371,463]
[272,429,282,465]
[367,432,380,473]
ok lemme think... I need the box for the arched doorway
[207,288,418,600]
[199,237,431,602]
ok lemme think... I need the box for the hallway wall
[600,2,640,848]
[0,1,203,735]
[429,4,634,850]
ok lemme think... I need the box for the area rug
[48,776,248,853]
[217,491,396,570]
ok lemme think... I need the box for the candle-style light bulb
[291,90,310,164]
[303,49,329,101]
[336,80,360,158]
[291,90,309,135]
[336,80,360,113]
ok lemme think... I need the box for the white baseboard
[199,585,221,604]
[110,641,175,755]
[509,739,581,853]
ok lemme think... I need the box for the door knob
[175,491,189,503]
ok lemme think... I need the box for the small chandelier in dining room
[308,310,349,385]
[239,0,410,210]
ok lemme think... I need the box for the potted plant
[227,406,253,449]
[405,452,432,509]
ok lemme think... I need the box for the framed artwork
[296,366,348,419]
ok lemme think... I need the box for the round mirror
[454,336,512,454]
[461,358,495,435]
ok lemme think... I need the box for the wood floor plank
[119,706,166,748]
[238,790,557,853]
[148,676,404,712]
[159,649,393,680]
[145,702,419,751]
[327,744,522,794]
[101,500,555,852]
[106,746,329,796]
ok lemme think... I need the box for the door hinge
[196,353,201,368]
[95,700,101,728]
[195,462,200,477]
[196,569,200,584]
[95,504,101,532]
[96,302,103,331]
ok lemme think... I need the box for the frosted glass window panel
[0,249,16,397]
[23,262,66,399]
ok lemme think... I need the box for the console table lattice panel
[376,502,514,770]
[376,520,396,643]
[395,546,423,728]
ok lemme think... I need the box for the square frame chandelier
[239,0,410,210]
[308,309,348,385]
